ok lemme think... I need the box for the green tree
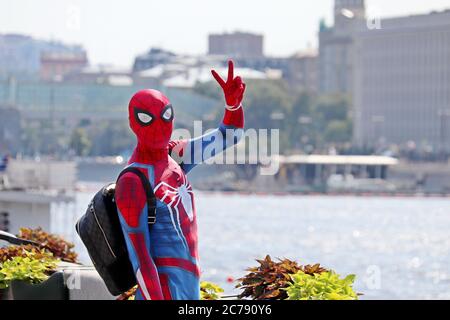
[288,92,315,150]
[311,94,352,147]
[292,92,313,116]
[324,120,353,143]
[192,81,223,101]
[89,121,134,156]
[193,79,354,152]
[314,94,350,123]
[243,80,293,150]
[69,128,91,156]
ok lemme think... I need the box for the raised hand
[211,60,246,108]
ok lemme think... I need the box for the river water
[70,187,450,300]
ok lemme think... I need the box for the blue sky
[1,0,449,66]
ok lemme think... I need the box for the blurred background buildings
[0,33,86,80]
[319,0,450,153]
[319,0,366,95]
[354,10,450,152]
[1,1,449,300]
[0,0,450,193]
[208,31,264,58]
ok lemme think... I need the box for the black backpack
[75,167,156,296]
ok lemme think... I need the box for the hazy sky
[1,0,450,67]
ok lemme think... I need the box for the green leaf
[200,281,224,300]
[286,271,358,300]
[0,250,58,288]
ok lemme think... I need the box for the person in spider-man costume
[115,61,245,300]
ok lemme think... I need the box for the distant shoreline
[195,190,450,199]
[75,182,449,199]
[76,161,450,199]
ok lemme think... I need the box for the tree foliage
[86,120,134,156]
[69,127,91,156]
[194,80,353,153]
[17,80,354,157]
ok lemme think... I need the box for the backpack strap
[116,167,157,226]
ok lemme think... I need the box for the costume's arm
[115,173,164,300]
[169,60,246,174]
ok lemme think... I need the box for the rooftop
[359,8,450,34]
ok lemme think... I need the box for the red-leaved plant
[236,255,327,300]
[18,228,78,263]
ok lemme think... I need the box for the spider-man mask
[128,89,174,150]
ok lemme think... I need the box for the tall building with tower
[318,0,366,95]
[320,1,450,152]
[334,0,366,29]
[353,10,450,151]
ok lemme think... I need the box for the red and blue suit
[115,61,246,300]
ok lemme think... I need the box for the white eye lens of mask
[162,107,172,120]
[137,112,153,124]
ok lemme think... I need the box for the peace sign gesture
[211,60,246,108]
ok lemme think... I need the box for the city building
[0,106,21,155]
[353,10,450,151]
[232,56,288,75]
[133,48,177,73]
[63,65,132,85]
[0,78,222,134]
[136,60,278,89]
[0,33,86,79]
[207,32,297,87]
[0,34,39,77]
[208,32,264,58]
[134,37,298,91]
[40,51,88,81]
[132,51,278,89]
[318,0,366,95]
[285,50,319,93]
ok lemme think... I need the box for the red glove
[211,60,246,108]
[211,60,246,128]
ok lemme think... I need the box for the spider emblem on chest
[154,180,194,221]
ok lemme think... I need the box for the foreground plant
[0,245,52,263]
[117,281,225,300]
[0,229,72,290]
[286,271,358,300]
[18,227,78,263]
[0,249,58,289]
[117,286,137,300]
[200,281,224,300]
[236,255,328,300]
